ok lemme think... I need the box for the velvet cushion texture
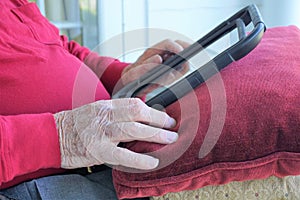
[112,26,300,199]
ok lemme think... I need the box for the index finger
[111,98,176,129]
[153,39,184,55]
[175,40,191,49]
[113,146,159,170]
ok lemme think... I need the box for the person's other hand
[54,98,177,170]
[121,39,190,86]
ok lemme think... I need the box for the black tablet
[112,4,266,109]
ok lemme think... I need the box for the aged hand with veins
[121,39,191,86]
[54,98,177,170]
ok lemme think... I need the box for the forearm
[0,113,61,187]
[60,36,129,95]
[84,51,129,95]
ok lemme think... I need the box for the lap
[0,168,148,200]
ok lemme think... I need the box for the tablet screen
[112,5,265,108]
[142,23,253,103]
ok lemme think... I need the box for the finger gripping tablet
[112,4,266,109]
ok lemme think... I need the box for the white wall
[148,0,262,40]
[37,0,300,52]
[97,0,262,61]
[261,0,300,28]
[96,0,300,61]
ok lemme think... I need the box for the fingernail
[147,157,159,169]
[168,117,177,128]
[162,52,174,62]
[167,132,178,143]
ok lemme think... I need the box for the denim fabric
[0,168,148,200]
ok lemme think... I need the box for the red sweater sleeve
[60,35,129,94]
[84,52,129,94]
[0,113,61,187]
[0,1,127,189]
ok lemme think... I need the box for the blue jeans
[0,168,148,200]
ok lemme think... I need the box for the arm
[0,113,61,188]
[60,35,129,95]
[59,36,189,95]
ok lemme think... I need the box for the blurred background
[30,0,300,61]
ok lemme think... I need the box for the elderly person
[0,0,188,199]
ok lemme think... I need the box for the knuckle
[154,39,172,51]
[104,122,117,138]
[112,147,123,162]
[161,112,170,123]
[154,129,166,142]
[162,111,169,119]
[127,153,139,164]
[131,98,147,115]
[131,121,144,131]
[163,38,172,44]
[129,97,143,105]
[115,148,139,165]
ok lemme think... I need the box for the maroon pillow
[112,26,300,199]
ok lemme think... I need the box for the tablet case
[112,4,266,109]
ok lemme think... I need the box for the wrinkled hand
[54,98,177,170]
[121,39,191,86]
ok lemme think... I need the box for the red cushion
[112,26,300,199]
